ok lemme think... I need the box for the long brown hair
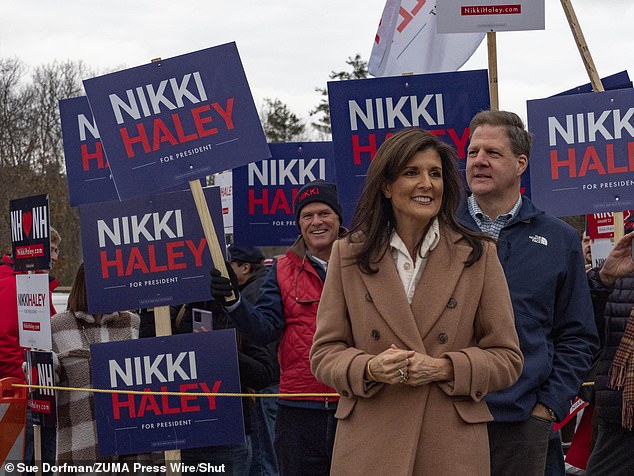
[349,128,488,274]
[66,263,88,312]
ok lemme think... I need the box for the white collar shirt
[390,218,440,304]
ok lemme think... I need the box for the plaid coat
[51,310,139,465]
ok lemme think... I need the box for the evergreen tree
[260,97,306,143]
[310,54,368,138]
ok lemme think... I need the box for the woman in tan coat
[310,128,523,476]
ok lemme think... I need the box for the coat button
[475,391,483,398]
[365,291,373,302]
[438,333,448,344]
[341,390,349,397]
[447,298,457,309]
[370,329,380,340]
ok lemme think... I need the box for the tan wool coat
[310,227,523,476]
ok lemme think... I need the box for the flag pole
[486,32,499,111]
[560,0,624,239]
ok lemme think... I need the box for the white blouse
[389,218,440,304]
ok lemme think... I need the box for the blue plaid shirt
[467,195,522,239]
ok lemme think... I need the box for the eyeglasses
[294,255,321,305]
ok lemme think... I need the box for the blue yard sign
[328,70,490,224]
[232,142,337,246]
[527,88,634,217]
[91,330,244,456]
[80,187,225,313]
[59,96,119,206]
[83,42,270,200]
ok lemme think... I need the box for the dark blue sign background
[10,194,51,272]
[553,71,632,97]
[83,42,270,200]
[26,350,57,427]
[328,70,491,224]
[527,88,634,216]
[80,187,225,313]
[232,142,336,246]
[60,96,118,206]
[91,331,244,456]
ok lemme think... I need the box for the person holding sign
[457,110,599,476]
[585,222,634,476]
[211,180,345,476]
[310,129,523,475]
[51,263,144,464]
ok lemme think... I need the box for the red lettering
[185,239,206,267]
[397,7,414,32]
[125,247,150,275]
[448,128,470,159]
[161,386,180,415]
[112,392,136,420]
[172,113,198,143]
[166,241,187,270]
[212,99,235,130]
[137,389,162,417]
[192,104,218,137]
[249,189,269,214]
[181,383,201,412]
[270,189,292,214]
[550,148,577,180]
[100,249,124,279]
[579,146,607,177]
[352,134,378,165]
[148,245,168,273]
[120,124,151,158]
[81,142,107,171]
[199,380,223,410]
[606,143,629,174]
[152,117,179,150]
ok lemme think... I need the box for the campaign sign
[59,96,118,206]
[16,273,52,350]
[438,0,545,33]
[91,330,245,456]
[328,70,489,224]
[554,71,632,98]
[25,350,57,427]
[232,142,336,246]
[586,210,634,239]
[80,187,224,313]
[527,88,634,217]
[83,42,270,200]
[215,170,234,234]
[10,194,51,271]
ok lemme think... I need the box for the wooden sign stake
[560,0,625,240]
[487,32,499,111]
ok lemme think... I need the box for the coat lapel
[411,227,471,338]
[352,245,426,352]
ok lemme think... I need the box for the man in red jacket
[212,180,344,476]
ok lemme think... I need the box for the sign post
[560,0,625,240]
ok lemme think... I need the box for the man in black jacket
[228,244,280,476]
[586,220,634,476]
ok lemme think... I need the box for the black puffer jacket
[589,270,634,424]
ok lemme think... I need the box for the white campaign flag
[369,0,485,77]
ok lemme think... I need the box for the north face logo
[529,235,548,246]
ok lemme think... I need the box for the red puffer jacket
[276,248,338,404]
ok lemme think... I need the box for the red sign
[586,210,633,239]
[22,322,41,332]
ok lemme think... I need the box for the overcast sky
[1,1,632,128]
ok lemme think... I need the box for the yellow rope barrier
[13,383,340,398]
